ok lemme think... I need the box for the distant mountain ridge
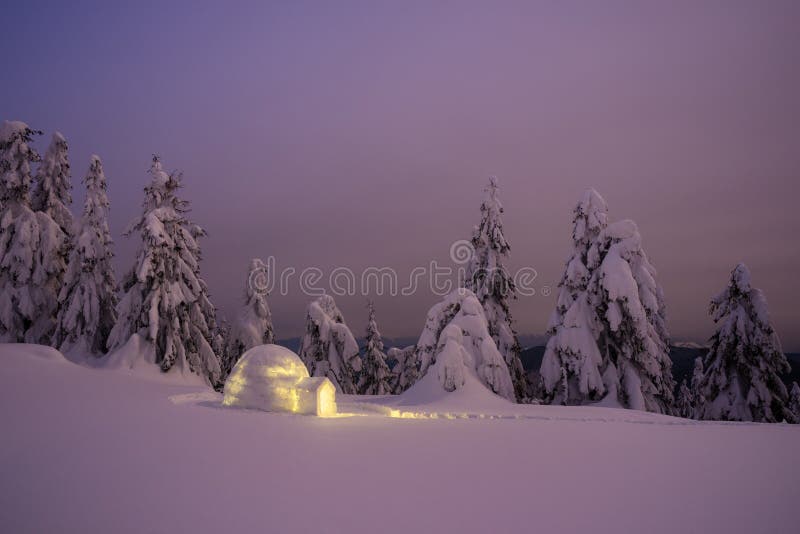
[520,345,800,389]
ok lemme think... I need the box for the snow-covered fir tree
[540,189,608,405]
[223,258,275,376]
[676,380,694,419]
[464,176,528,401]
[788,382,800,422]
[0,121,68,344]
[694,264,794,423]
[357,300,393,395]
[585,220,675,413]
[54,155,118,354]
[398,288,515,401]
[107,156,221,386]
[541,194,675,414]
[32,132,74,238]
[547,189,609,334]
[298,294,361,393]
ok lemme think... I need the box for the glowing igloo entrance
[223,344,337,416]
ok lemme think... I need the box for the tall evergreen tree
[541,193,675,414]
[540,189,608,404]
[298,294,361,393]
[546,189,609,333]
[223,258,275,376]
[107,156,221,386]
[464,176,528,401]
[32,132,74,238]
[55,156,118,354]
[0,121,67,344]
[358,300,393,395]
[694,264,794,423]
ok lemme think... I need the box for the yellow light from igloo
[317,381,337,417]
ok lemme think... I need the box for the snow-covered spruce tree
[107,156,221,386]
[464,176,527,401]
[32,132,74,238]
[398,288,515,401]
[223,258,275,376]
[689,357,705,415]
[788,382,800,422]
[358,300,393,395]
[694,264,793,423]
[0,121,68,344]
[54,156,118,354]
[546,189,608,334]
[540,189,609,405]
[387,345,415,393]
[298,294,361,393]
[676,380,694,419]
[214,318,231,366]
[584,220,675,413]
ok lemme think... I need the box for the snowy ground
[1,344,799,534]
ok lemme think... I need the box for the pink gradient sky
[2,1,799,347]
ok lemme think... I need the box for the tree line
[1,120,796,422]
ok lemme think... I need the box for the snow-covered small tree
[213,318,231,359]
[540,189,608,405]
[399,288,515,401]
[464,176,528,401]
[0,121,67,344]
[694,264,794,423]
[676,380,694,419]
[585,220,675,413]
[358,301,393,395]
[788,382,800,423]
[298,294,361,393]
[223,258,275,376]
[690,357,705,415]
[54,155,118,354]
[387,345,415,393]
[32,132,74,238]
[107,156,221,386]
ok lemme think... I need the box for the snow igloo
[223,344,337,416]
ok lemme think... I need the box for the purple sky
[2,1,799,348]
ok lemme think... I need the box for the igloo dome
[223,344,337,416]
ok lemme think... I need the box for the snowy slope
[1,343,799,534]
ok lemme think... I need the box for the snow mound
[392,366,514,413]
[104,333,157,369]
[102,334,207,386]
[0,342,68,363]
